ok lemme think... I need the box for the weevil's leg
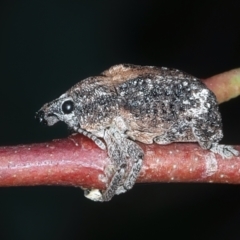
[209,143,239,158]
[192,120,239,159]
[101,127,128,201]
[103,127,145,199]
[120,140,144,192]
[73,127,106,150]
[101,167,126,201]
[83,126,144,201]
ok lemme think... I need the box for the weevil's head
[35,93,78,128]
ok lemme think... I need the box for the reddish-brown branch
[203,68,240,104]
[0,68,240,189]
[0,134,239,190]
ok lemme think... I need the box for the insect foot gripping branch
[36,64,239,201]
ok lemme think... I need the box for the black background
[0,1,240,240]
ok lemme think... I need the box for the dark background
[0,1,240,239]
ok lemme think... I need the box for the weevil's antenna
[73,127,106,150]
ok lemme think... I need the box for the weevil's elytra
[36,64,239,201]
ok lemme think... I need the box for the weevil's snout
[36,96,76,127]
[35,103,60,126]
[35,110,48,125]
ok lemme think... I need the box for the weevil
[36,64,239,201]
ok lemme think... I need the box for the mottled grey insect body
[36,64,239,201]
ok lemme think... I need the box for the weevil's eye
[62,100,74,114]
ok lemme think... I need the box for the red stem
[0,134,239,190]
